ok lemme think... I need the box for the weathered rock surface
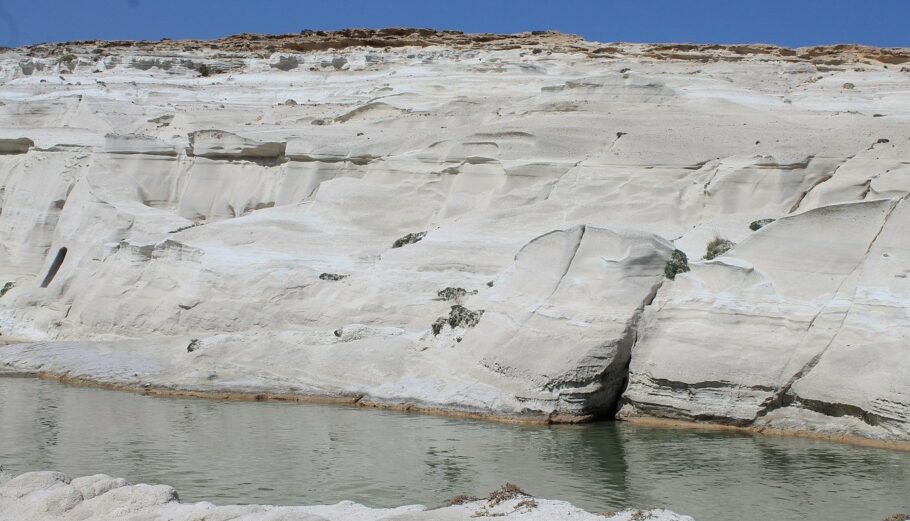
[0,471,692,521]
[0,30,908,438]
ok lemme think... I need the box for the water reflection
[1,377,908,521]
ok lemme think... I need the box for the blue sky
[1,0,908,48]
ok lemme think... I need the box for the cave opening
[40,247,67,288]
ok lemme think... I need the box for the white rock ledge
[0,470,692,521]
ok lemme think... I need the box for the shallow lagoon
[1,377,908,520]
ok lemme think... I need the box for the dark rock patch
[392,231,426,248]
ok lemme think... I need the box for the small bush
[392,231,427,248]
[431,305,484,336]
[437,287,477,301]
[704,237,735,260]
[883,515,910,521]
[0,281,14,298]
[319,273,348,281]
[487,483,526,506]
[431,317,447,336]
[514,498,538,509]
[186,339,200,353]
[749,218,775,231]
[448,305,484,329]
[664,249,689,280]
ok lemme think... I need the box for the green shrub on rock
[436,287,478,301]
[749,218,775,231]
[664,249,690,280]
[319,273,348,281]
[392,231,426,248]
[447,305,484,329]
[704,237,735,260]
[431,305,485,336]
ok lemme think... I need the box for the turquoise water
[1,377,907,520]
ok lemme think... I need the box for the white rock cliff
[0,30,908,441]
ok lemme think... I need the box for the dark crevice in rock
[40,247,67,288]
[645,376,777,393]
[637,400,757,426]
[558,273,668,421]
[785,396,896,427]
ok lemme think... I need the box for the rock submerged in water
[0,32,907,441]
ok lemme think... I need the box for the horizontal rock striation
[0,31,908,439]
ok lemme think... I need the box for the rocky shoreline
[0,470,692,521]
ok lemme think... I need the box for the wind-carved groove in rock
[785,397,897,427]
[186,130,288,165]
[788,155,853,213]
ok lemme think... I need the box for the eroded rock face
[0,32,908,436]
[618,199,910,439]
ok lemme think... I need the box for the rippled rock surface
[0,30,908,439]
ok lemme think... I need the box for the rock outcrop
[0,470,693,521]
[0,31,908,439]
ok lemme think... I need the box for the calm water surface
[1,377,908,521]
